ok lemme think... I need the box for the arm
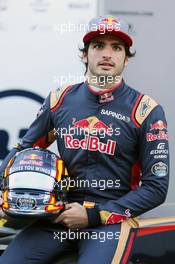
[87,105,169,226]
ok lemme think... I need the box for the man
[0,15,169,264]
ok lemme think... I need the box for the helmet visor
[8,171,55,192]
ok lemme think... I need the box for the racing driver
[0,15,169,264]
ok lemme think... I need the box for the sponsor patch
[64,135,116,155]
[157,143,166,149]
[101,109,130,123]
[140,98,151,117]
[150,120,167,131]
[50,84,71,110]
[19,160,43,166]
[151,162,168,177]
[99,92,114,103]
[132,95,158,127]
[150,143,168,159]
[71,115,113,136]
[146,131,168,142]
[153,155,167,159]
[106,212,128,224]
[24,154,43,160]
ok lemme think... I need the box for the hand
[53,202,88,229]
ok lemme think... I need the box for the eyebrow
[91,40,124,46]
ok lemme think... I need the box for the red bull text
[64,135,116,155]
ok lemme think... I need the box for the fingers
[65,203,73,210]
[52,203,82,226]
[64,202,79,210]
[53,210,67,224]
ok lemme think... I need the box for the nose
[102,46,112,60]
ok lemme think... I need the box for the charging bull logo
[64,116,116,155]
[106,209,131,224]
[71,116,113,136]
[101,17,120,26]
[24,154,43,160]
[150,120,167,131]
[99,17,121,32]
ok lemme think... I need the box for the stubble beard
[87,64,123,88]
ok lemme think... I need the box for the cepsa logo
[64,116,117,155]
[0,89,44,163]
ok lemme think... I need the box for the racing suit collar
[84,79,125,103]
[86,79,123,95]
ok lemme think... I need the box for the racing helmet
[1,147,69,218]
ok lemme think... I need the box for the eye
[113,45,122,51]
[93,43,103,49]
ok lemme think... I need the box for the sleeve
[0,93,56,185]
[86,104,169,226]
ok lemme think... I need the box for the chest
[52,97,138,157]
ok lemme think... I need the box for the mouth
[98,62,114,67]
[98,62,115,69]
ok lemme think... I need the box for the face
[83,35,128,84]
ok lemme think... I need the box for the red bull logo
[64,135,116,156]
[146,131,168,142]
[92,121,112,136]
[72,118,91,130]
[99,92,114,103]
[101,17,120,25]
[99,17,120,32]
[72,116,112,136]
[106,212,128,224]
[66,117,116,155]
[19,160,43,166]
[150,120,167,131]
[24,154,43,160]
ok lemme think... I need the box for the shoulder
[50,84,72,111]
[50,82,83,111]
[127,85,159,128]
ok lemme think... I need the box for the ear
[82,52,88,63]
[124,56,129,67]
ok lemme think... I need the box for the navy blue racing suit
[0,81,169,263]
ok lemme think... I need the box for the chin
[96,70,113,76]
